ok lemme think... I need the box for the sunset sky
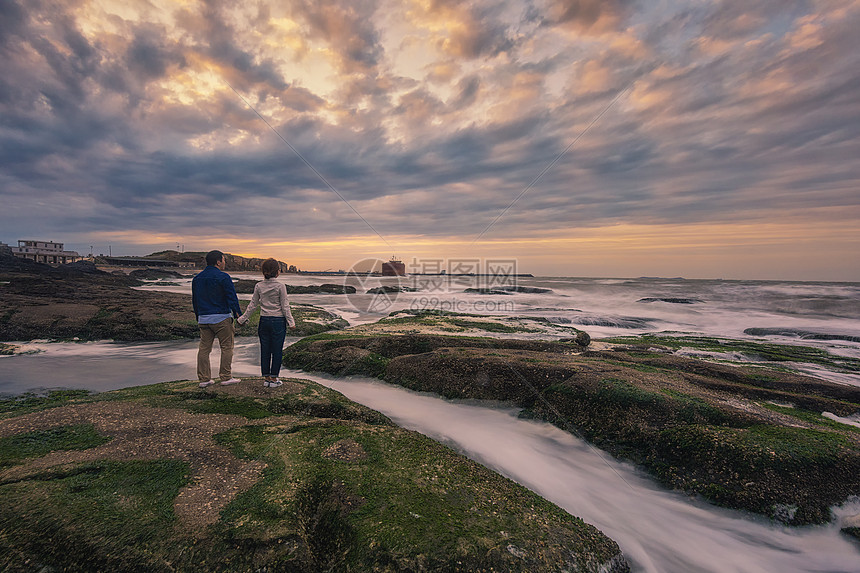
[1,0,858,280]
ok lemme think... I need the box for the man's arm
[191,277,199,320]
[222,274,242,318]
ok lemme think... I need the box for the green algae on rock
[348,309,592,341]
[0,378,628,572]
[599,334,860,375]
[283,320,860,526]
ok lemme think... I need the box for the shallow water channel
[1,339,859,572]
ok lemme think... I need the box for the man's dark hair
[205,250,224,267]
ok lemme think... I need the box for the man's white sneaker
[264,379,283,388]
[199,380,215,387]
[220,378,241,385]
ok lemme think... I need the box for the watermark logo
[341,257,519,315]
[406,258,518,290]
[342,258,405,314]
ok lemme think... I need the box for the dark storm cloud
[371,112,568,214]
[126,26,187,80]
[701,0,811,40]
[450,76,481,110]
[543,0,636,32]
[0,0,27,44]
[423,0,519,59]
[451,11,516,59]
[290,0,383,72]
[26,25,97,111]
[0,1,144,148]
[176,0,288,90]
[392,88,444,121]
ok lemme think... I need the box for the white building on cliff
[10,240,81,265]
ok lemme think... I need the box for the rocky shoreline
[283,318,860,529]
[0,379,628,572]
[0,255,346,341]
[3,254,859,549]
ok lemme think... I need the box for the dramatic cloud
[544,0,636,33]
[1,0,859,279]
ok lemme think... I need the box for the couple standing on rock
[192,250,295,389]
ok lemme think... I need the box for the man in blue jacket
[192,250,242,387]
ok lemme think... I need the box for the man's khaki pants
[197,318,234,382]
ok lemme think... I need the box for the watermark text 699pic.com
[409,296,515,313]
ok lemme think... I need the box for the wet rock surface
[128,268,187,280]
[234,281,359,295]
[0,378,629,572]
[365,285,417,294]
[744,327,860,343]
[637,297,704,304]
[0,255,347,341]
[284,325,860,526]
[286,283,357,295]
[0,258,192,341]
[498,285,553,294]
[464,287,515,295]
[841,513,860,541]
[349,309,592,339]
[232,278,257,294]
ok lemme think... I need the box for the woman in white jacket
[237,258,295,387]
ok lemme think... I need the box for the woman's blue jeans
[258,316,287,377]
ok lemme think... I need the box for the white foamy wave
[822,412,860,429]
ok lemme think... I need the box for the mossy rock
[284,332,860,525]
[232,279,257,294]
[0,378,628,572]
[598,334,860,375]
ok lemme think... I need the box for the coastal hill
[0,378,628,571]
[140,250,295,273]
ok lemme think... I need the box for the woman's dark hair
[261,258,280,279]
[205,250,224,266]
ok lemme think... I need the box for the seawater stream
[306,371,860,573]
[1,339,859,572]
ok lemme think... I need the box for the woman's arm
[279,283,296,328]
[237,283,261,324]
